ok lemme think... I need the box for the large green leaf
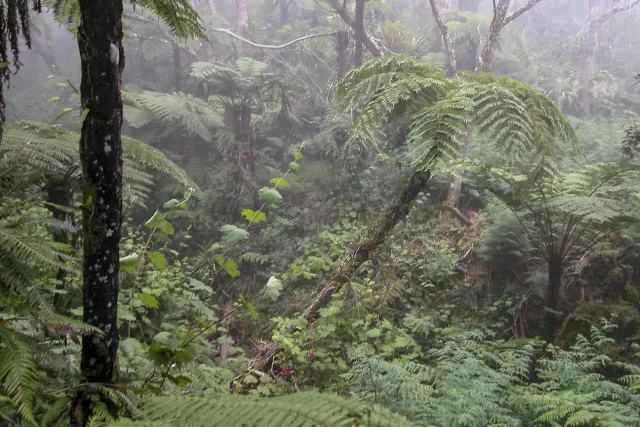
[258,187,283,204]
[147,251,167,270]
[241,209,266,224]
[265,276,283,301]
[215,256,240,278]
[145,211,174,235]
[220,224,249,244]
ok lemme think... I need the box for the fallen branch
[209,28,338,50]
[251,168,434,367]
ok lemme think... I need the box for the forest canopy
[1,0,640,426]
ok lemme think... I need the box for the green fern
[0,328,39,424]
[106,391,413,426]
[336,55,576,178]
[47,0,204,38]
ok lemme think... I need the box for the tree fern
[336,55,576,177]
[107,391,413,426]
[47,0,204,38]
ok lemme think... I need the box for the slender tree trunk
[208,0,217,13]
[173,44,181,91]
[477,0,510,73]
[73,0,125,423]
[579,20,598,116]
[327,0,382,58]
[235,0,249,55]
[279,0,289,28]
[353,0,365,67]
[444,124,471,215]
[544,256,564,342]
[336,30,350,80]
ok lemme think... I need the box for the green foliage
[107,391,412,426]
[337,55,576,178]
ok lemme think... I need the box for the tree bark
[173,44,181,91]
[444,124,471,215]
[353,0,365,67]
[428,0,457,78]
[327,0,383,58]
[73,0,125,423]
[477,0,544,73]
[45,175,75,310]
[336,30,350,80]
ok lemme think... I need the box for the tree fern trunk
[73,0,124,423]
[544,256,564,342]
[45,175,74,310]
[173,44,181,91]
[353,0,365,67]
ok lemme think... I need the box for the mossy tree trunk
[73,0,125,424]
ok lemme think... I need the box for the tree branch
[325,0,383,57]
[428,0,458,78]
[503,0,544,27]
[209,28,338,49]
[597,0,640,24]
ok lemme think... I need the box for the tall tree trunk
[279,0,289,28]
[208,0,217,13]
[353,0,365,67]
[45,175,74,310]
[477,0,510,73]
[579,19,598,116]
[73,0,125,423]
[235,0,249,55]
[336,30,350,80]
[544,256,564,342]
[173,44,181,91]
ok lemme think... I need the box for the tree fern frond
[0,327,39,424]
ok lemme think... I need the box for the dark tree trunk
[279,0,289,27]
[45,175,75,310]
[544,256,564,342]
[458,0,481,12]
[353,0,365,67]
[73,0,125,423]
[336,30,350,80]
[173,44,181,91]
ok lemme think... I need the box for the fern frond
[107,392,412,426]
[0,327,39,424]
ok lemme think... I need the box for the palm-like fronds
[336,55,577,178]
[46,0,204,38]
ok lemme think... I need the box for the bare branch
[503,0,544,27]
[597,0,640,24]
[209,28,338,50]
[325,0,383,57]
